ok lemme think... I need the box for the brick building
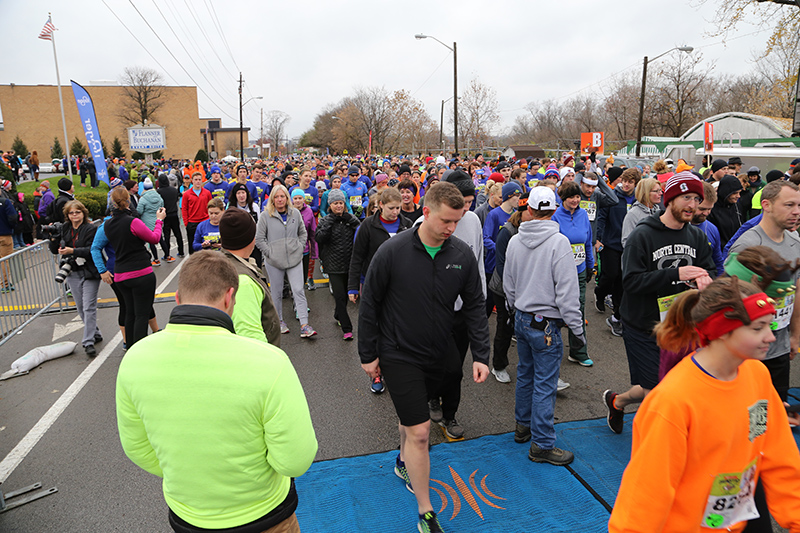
[0,84,210,160]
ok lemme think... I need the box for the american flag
[38,18,56,41]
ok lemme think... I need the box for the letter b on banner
[580,132,604,156]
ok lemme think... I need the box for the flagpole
[49,13,72,180]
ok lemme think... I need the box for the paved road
[1,252,798,532]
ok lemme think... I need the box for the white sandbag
[10,341,78,373]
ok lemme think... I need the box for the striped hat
[663,171,704,205]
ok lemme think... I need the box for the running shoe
[557,378,570,392]
[428,398,443,423]
[593,291,605,313]
[94,333,103,344]
[491,368,511,383]
[164,256,176,263]
[603,390,625,434]
[418,511,444,533]
[306,278,316,291]
[299,324,317,338]
[84,344,97,357]
[280,321,290,334]
[528,442,574,466]
[606,316,623,337]
[568,356,594,367]
[440,418,464,439]
[151,259,161,267]
[343,332,353,341]
[394,454,414,493]
[605,294,615,311]
[370,375,385,394]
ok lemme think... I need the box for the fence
[0,243,67,348]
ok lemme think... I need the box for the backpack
[0,196,17,229]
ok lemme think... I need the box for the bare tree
[263,110,291,152]
[390,90,439,153]
[697,0,800,59]
[646,53,714,137]
[453,77,500,151]
[119,66,166,126]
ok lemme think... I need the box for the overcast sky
[3,0,781,141]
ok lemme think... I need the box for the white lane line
[0,261,183,484]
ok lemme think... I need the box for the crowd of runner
[4,149,800,532]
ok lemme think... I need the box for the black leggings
[596,247,623,320]
[492,292,513,371]
[161,214,184,257]
[116,272,156,348]
[328,272,352,333]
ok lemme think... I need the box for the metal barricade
[0,243,67,348]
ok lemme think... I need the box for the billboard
[704,122,714,154]
[128,125,166,153]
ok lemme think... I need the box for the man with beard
[602,172,715,434]
[691,182,724,276]
[729,179,800,401]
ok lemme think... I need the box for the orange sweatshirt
[609,356,800,532]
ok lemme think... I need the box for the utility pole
[260,108,264,158]
[453,41,458,157]
[238,72,244,162]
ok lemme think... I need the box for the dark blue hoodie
[596,185,635,252]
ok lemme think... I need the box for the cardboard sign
[580,132,604,156]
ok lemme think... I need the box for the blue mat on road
[296,393,800,533]
[295,432,611,533]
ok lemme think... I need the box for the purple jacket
[298,205,317,258]
[38,189,55,218]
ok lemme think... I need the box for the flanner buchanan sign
[128,124,167,153]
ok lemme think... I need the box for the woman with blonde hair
[255,183,316,338]
[621,178,662,247]
[48,200,102,356]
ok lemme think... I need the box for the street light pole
[416,34,458,155]
[635,46,694,158]
[239,72,243,162]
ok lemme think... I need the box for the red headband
[695,293,775,346]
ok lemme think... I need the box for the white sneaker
[491,368,511,383]
[557,378,571,392]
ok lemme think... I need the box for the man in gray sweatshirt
[503,186,584,466]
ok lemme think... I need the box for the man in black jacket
[603,172,715,435]
[157,174,184,260]
[358,182,489,533]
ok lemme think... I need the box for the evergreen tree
[111,137,126,159]
[100,139,109,158]
[71,136,87,157]
[11,136,28,158]
[195,149,208,162]
[51,137,64,159]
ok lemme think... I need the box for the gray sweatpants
[263,261,309,324]
[66,271,101,347]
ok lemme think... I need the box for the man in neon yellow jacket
[116,251,317,532]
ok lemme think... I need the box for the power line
[138,0,238,113]
[412,51,453,97]
[100,0,225,121]
[204,0,240,71]
[179,0,239,81]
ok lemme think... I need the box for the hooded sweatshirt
[578,172,618,244]
[707,175,743,247]
[503,219,583,337]
[552,205,594,274]
[596,185,636,252]
[620,213,715,334]
[621,201,660,248]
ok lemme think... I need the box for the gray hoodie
[255,207,307,270]
[621,201,659,248]
[503,218,582,336]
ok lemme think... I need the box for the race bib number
[580,200,597,221]
[771,293,794,331]
[701,461,759,529]
[571,243,586,266]
[203,232,221,248]
[658,294,680,322]
[626,202,633,212]
[350,195,362,208]
[528,178,539,188]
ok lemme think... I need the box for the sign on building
[128,124,166,153]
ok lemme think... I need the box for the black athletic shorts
[380,357,445,427]
[621,321,660,391]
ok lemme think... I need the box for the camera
[55,256,74,284]
[41,222,64,239]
